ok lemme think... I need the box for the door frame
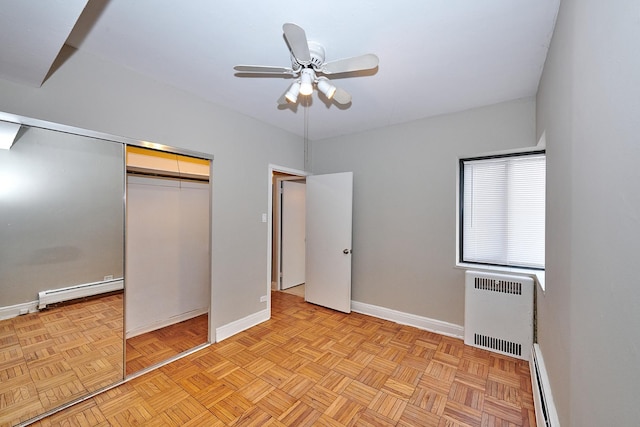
[276,177,306,290]
[267,164,309,317]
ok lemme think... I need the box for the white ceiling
[0,0,88,87]
[0,0,560,141]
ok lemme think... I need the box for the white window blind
[461,153,545,269]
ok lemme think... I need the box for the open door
[305,172,353,313]
[281,180,306,289]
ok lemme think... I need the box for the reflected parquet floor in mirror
[0,293,124,427]
[32,291,535,426]
[126,314,208,375]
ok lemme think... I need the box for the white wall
[126,176,209,337]
[0,46,304,329]
[0,126,123,305]
[311,98,536,326]
[536,0,640,425]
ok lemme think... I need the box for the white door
[305,172,353,313]
[281,181,306,289]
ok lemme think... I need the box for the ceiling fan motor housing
[291,41,326,71]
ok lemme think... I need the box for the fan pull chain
[304,96,310,172]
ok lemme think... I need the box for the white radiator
[38,278,123,309]
[464,270,533,360]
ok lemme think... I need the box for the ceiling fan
[234,23,379,106]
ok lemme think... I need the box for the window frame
[458,150,546,271]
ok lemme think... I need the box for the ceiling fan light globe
[317,79,337,99]
[299,84,313,96]
[285,93,298,104]
[299,69,314,96]
[326,86,336,99]
[285,81,301,104]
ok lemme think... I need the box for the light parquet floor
[126,314,208,375]
[1,294,209,427]
[35,291,535,426]
[0,293,124,427]
[280,284,305,298]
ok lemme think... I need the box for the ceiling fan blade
[234,65,295,75]
[321,54,379,74]
[332,87,352,105]
[283,23,311,65]
[277,91,289,105]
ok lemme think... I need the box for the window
[459,151,545,270]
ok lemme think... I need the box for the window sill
[455,262,545,293]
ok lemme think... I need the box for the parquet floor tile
[125,312,208,375]
[1,292,211,427]
[32,291,536,426]
[0,293,124,427]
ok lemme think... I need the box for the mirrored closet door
[124,146,211,375]
[0,114,213,426]
[0,121,125,426]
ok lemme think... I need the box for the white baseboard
[126,307,209,338]
[351,300,464,339]
[213,302,461,344]
[530,343,561,427]
[215,308,269,342]
[0,300,39,320]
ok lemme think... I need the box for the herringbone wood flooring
[33,291,535,426]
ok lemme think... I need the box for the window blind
[461,153,545,269]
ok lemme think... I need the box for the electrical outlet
[260,295,267,303]
[104,275,114,281]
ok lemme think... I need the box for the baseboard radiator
[464,270,533,360]
[38,278,124,309]
[530,343,561,427]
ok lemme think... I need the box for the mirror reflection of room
[0,123,125,426]
[0,120,213,426]
[124,146,211,375]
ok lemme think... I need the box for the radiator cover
[38,279,123,309]
[464,270,533,360]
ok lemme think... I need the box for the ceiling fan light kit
[284,81,301,104]
[234,23,378,106]
[317,78,336,99]
[299,69,315,96]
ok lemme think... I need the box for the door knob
[343,249,351,254]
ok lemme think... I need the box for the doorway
[267,165,354,316]
[271,171,307,290]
